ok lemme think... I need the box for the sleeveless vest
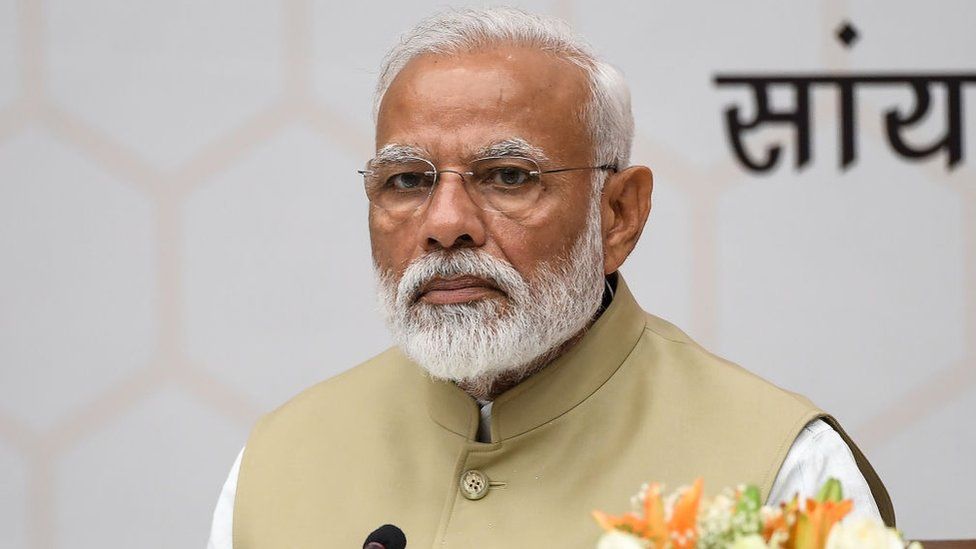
[234,277,893,548]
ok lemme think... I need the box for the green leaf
[732,485,763,536]
[815,478,844,502]
[735,486,761,514]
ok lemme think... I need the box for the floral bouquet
[592,478,918,549]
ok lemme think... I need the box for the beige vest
[234,277,893,548]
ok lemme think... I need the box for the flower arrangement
[592,478,918,549]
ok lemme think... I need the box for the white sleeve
[206,448,244,549]
[766,419,882,522]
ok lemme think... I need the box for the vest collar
[422,274,647,442]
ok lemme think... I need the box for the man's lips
[416,276,504,305]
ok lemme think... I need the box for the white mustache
[395,249,527,307]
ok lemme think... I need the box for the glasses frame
[357,155,618,215]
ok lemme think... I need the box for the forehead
[375,46,593,161]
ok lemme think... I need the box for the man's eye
[388,172,428,190]
[490,167,530,186]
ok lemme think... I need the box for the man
[208,8,893,547]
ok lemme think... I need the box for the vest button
[459,469,489,500]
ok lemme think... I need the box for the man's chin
[416,358,526,388]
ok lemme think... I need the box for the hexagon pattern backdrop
[0,0,973,547]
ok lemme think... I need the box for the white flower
[826,518,908,549]
[596,531,649,549]
[730,534,770,549]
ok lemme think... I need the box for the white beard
[375,196,606,385]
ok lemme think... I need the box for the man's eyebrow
[373,143,430,164]
[473,138,550,163]
[372,139,550,164]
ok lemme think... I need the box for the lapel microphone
[363,524,407,549]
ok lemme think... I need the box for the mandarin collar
[422,274,648,442]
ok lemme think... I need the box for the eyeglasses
[358,156,617,216]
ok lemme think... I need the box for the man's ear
[600,165,653,274]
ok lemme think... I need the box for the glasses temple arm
[539,165,618,175]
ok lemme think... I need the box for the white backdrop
[0,1,973,547]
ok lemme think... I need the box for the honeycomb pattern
[45,0,283,169]
[0,127,156,431]
[54,386,247,549]
[0,0,972,545]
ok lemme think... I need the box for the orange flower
[668,478,704,548]
[765,497,800,549]
[592,482,669,543]
[794,498,853,549]
[594,477,862,549]
[592,510,652,538]
[642,483,669,545]
[593,480,705,546]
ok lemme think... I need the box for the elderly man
[207,8,893,548]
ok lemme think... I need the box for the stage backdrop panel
[0,1,972,546]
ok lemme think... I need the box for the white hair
[373,6,634,171]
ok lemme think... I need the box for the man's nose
[419,173,487,251]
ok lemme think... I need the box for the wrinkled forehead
[374,47,593,162]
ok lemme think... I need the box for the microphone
[363,524,407,549]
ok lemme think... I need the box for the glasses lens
[469,157,542,213]
[363,158,436,212]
